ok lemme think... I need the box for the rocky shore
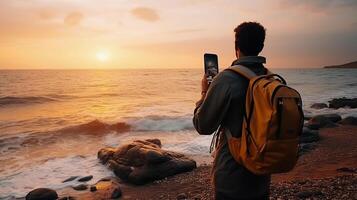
[121,125,357,200]
[311,97,357,109]
[23,124,356,200]
[24,102,357,200]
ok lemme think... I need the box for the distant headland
[324,61,357,69]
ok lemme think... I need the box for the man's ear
[235,49,240,58]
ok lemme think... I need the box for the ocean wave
[0,116,195,150]
[0,96,57,107]
[57,119,131,135]
[128,115,194,132]
[46,94,77,99]
[57,115,194,135]
[347,82,357,87]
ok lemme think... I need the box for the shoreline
[46,125,357,200]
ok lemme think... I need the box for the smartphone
[204,53,219,83]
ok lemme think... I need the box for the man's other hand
[201,74,209,94]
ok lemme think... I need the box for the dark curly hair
[234,22,266,56]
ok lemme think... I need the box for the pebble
[336,167,356,173]
[58,196,76,200]
[271,175,356,200]
[296,190,322,198]
[111,187,122,199]
[176,193,187,200]
[90,185,97,192]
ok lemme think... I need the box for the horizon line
[0,66,324,70]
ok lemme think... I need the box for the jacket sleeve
[193,75,232,135]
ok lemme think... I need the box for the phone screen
[204,53,219,82]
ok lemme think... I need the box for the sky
[0,0,356,69]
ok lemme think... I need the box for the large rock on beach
[305,114,341,129]
[328,97,357,109]
[316,114,342,123]
[98,139,197,185]
[26,188,58,200]
[298,143,317,156]
[300,127,320,143]
[338,116,357,126]
[310,103,328,109]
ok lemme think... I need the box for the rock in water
[77,175,93,182]
[72,184,88,191]
[339,116,357,126]
[62,176,78,183]
[26,188,58,200]
[328,97,357,109]
[311,103,328,109]
[316,114,342,123]
[306,114,341,129]
[299,143,317,156]
[301,127,318,137]
[300,127,319,143]
[300,135,319,143]
[97,139,197,185]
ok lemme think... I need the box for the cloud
[37,9,56,20]
[64,12,84,26]
[278,0,357,12]
[131,7,159,22]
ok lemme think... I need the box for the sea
[0,68,356,198]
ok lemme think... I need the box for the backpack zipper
[276,98,284,139]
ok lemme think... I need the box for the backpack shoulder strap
[228,65,273,80]
[227,65,257,80]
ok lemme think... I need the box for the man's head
[234,22,266,57]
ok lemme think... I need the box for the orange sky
[0,0,356,69]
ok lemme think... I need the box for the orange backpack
[225,65,304,175]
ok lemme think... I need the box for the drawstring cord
[209,125,221,154]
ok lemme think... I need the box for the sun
[96,51,110,62]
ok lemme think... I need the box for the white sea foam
[304,108,357,118]
[162,134,213,155]
[129,115,194,132]
[0,155,113,199]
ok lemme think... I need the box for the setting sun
[96,51,110,62]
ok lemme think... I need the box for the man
[193,22,270,200]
